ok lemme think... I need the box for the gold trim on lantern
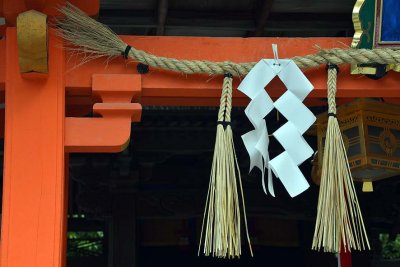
[351,0,367,48]
[352,0,400,74]
[351,0,379,75]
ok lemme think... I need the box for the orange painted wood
[92,74,142,103]
[65,103,142,153]
[65,74,142,153]
[62,153,69,267]
[65,116,133,153]
[0,107,4,138]
[63,36,400,105]
[0,39,5,91]
[1,28,67,267]
[0,36,400,106]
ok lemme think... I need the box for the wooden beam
[109,194,137,267]
[156,0,168,36]
[254,0,274,36]
[99,11,351,37]
[1,36,400,106]
[63,36,400,104]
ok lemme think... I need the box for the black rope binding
[122,45,132,59]
[326,63,339,74]
[137,63,149,74]
[217,121,231,128]
[327,112,337,118]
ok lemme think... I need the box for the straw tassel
[312,64,370,253]
[198,74,253,258]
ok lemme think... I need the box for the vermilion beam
[1,37,400,106]
[64,36,400,106]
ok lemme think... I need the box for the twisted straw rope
[327,67,338,115]
[58,3,400,77]
[312,66,370,253]
[199,75,252,258]
[217,77,232,122]
[128,48,400,76]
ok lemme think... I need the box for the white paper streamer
[238,46,315,197]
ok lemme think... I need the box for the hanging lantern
[316,98,400,189]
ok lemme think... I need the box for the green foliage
[380,233,400,260]
[67,231,104,257]
[68,214,86,219]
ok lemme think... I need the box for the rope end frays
[312,65,370,253]
[58,2,128,61]
[199,75,253,258]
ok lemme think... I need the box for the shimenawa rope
[58,3,400,76]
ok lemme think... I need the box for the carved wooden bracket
[65,74,142,153]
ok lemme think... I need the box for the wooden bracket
[65,74,142,153]
[16,10,48,73]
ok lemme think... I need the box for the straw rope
[199,75,253,258]
[312,66,370,253]
[58,3,400,76]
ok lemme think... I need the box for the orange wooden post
[340,251,352,267]
[1,28,67,267]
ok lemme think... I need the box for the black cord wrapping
[137,63,150,74]
[122,45,132,59]
[217,121,231,128]
[326,63,339,74]
[327,112,337,118]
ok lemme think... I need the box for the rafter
[156,0,168,35]
[254,0,274,36]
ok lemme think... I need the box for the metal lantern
[316,98,400,186]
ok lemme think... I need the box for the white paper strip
[238,46,314,197]
[273,91,316,135]
[254,122,275,197]
[245,90,274,128]
[273,122,314,166]
[278,61,313,101]
[242,128,263,172]
[238,60,275,99]
[269,152,310,198]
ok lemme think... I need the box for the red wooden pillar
[1,28,67,267]
[339,242,352,267]
[63,153,70,267]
